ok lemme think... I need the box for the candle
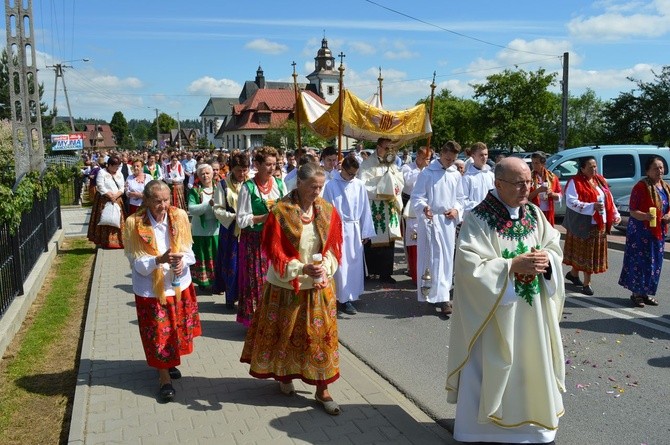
[649,207,657,228]
[312,253,323,283]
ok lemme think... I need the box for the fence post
[10,228,25,297]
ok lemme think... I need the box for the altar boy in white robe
[446,157,565,443]
[323,156,375,315]
[411,141,463,315]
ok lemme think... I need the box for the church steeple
[314,37,335,72]
[255,65,265,89]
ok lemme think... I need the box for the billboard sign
[51,133,85,151]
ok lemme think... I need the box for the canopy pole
[426,71,437,149]
[337,52,346,161]
[291,61,302,151]
[378,66,383,107]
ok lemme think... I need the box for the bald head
[494,157,532,208]
[494,156,530,180]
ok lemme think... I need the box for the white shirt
[129,211,196,298]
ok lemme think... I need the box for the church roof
[222,88,326,132]
[199,97,238,117]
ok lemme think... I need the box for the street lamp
[47,58,90,132]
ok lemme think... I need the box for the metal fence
[0,186,61,318]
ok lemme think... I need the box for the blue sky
[15,0,670,122]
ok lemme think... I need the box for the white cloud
[349,41,376,56]
[569,63,660,94]
[244,38,288,55]
[568,1,670,40]
[383,41,419,60]
[187,76,242,96]
[89,75,143,90]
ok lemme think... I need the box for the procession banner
[299,89,432,145]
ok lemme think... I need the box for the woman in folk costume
[563,156,620,296]
[212,152,249,307]
[124,180,201,402]
[236,146,286,326]
[619,156,670,307]
[241,162,343,415]
[87,155,125,249]
[187,163,220,292]
[528,151,562,225]
[144,154,163,180]
[164,154,187,210]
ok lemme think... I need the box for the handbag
[376,168,398,200]
[98,201,121,228]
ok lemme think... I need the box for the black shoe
[168,367,182,379]
[159,383,175,402]
[225,302,235,310]
[581,285,594,296]
[379,275,397,284]
[342,301,358,315]
[565,272,583,286]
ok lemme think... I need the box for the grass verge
[0,238,95,445]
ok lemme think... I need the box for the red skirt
[134,283,202,368]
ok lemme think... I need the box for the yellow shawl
[123,206,193,304]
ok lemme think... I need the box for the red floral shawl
[571,172,616,231]
[630,178,670,240]
[261,191,343,293]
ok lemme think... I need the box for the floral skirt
[237,230,268,327]
[563,226,608,274]
[191,235,218,287]
[240,282,340,386]
[618,218,666,296]
[213,223,239,303]
[135,284,202,369]
[87,193,124,249]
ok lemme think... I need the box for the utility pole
[5,0,45,180]
[177,112,181,150]
[48,59,88,132]
[560,52,569,151]
[155,108,160,149]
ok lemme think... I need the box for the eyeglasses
[498,178,532,189]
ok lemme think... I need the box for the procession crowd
[81,139,669,443]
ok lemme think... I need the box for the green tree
[603,66,670,146]
[110,111,131,149]
[263,119,327,150]
[472,68,559,151]
[565,89,607,148]
[149,112,178,143]
[417,89,480,149]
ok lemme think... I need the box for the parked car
[509,152,533,166]
[614,194,630,234]
[545,145,670,216]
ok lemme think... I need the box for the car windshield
[546,153,563,169]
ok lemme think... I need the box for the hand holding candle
[649,207,657,227]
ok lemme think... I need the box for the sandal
[315,393,341,415]
[630,294,645,308]
[279,381,295,396]
[643,295,659,306]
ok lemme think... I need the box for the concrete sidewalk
[66,206,453,445]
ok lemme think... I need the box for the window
[602,154,634,179]
[552,158,583,181]
[257,113,270,124]
[639,154,669,175]
[327,86,334,95]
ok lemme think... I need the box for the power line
[364,0,561,58]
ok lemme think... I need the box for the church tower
[307,37,340,104]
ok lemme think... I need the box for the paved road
[338,243,670,445]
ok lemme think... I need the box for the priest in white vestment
[411,141,463,315]
[323,157,376,315]
[446,157,565,443]
[357,137,404,283]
